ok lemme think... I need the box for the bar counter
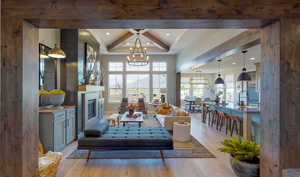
[202,102,261,143]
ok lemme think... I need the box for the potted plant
[39,89,66,106]
[218,138,260,177]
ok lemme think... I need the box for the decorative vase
[40,94,65,106]
[229,155,259,177]
[48,94,65,106]
[40,95,50,106]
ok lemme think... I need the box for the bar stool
[209,110,218,127]
[216,111,230,135]
[227,114,243,137]
[202,105,210,123]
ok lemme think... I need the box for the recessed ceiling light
[126,42,130,46]
[79,31,90,36]
[250,57,255,60]
[146,42,151,46]
[166,33,171,36]
[232,62,237,65]
[105,32,110,36]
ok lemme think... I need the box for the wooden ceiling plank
[142,31,170,52]
[107,32,134,51]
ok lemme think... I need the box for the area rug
[67,139,215,159]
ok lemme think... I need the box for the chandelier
[127,29,150,66]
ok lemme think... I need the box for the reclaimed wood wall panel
[261,18,300,177]
[22,20,39,177]
[0,17,39,177]
[29,19,270,29]
[3,0,300,20]
[279,17,300,171]
[60,29,79,106]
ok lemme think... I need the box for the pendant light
[127,29,150,66]
[48,44,66,59]
[237,50,251,81]
[40,45,49,59]
[214,59,224,84]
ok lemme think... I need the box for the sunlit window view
[126,63,150,71]
[127,74,150,102]
[108,74,123,102]
[153,74,167,98]
[109,62,123,71]
[153,62,167,71]
[107,61,168,103]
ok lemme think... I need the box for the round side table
[173,122,191,142]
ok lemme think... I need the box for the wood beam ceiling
[142,31,170,52]
[107,32,134,52]
[4,1,300,20]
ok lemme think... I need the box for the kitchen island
[203,102,260,143]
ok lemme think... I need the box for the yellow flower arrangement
[39,89,50,95]
[49,89,65,95]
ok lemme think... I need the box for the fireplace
[88,99,97,120]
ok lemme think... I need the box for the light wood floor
[56,113,237,177]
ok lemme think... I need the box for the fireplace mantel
[78,85,104,92]
[77,85,104,134]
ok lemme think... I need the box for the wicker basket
[39,151,62,177]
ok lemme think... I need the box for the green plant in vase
[218,138,260,177]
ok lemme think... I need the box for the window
[126,63,150,71]
[225,74,235,103]
[180,77,191,99]
[216,84,225,102]
[153,74,167,98]
[153,62,167,71]
[109,62,123,71]
[126,74,150,102]
[108,74,123,102]
[192,84,205,98]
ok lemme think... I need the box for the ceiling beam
[29,19,271,29]
[142,32,170,52]
[107,32,134,52]
[177,29,261,72]
[5,1,300,20]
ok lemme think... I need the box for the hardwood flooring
[55,113,237,177]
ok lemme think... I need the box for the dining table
[183,99,195,112]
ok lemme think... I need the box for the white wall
[39,29,60,48]
[176,29,246,72]
[100,54,177,113]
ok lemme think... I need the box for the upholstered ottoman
[173,122,191,142]
[78,126,173,150]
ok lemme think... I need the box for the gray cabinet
[65,108,76,144]
[39,106,76,152]
[54,113,66,151]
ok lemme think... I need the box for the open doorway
[2,3,300,176]
[36,26,262,177]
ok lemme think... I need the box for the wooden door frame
[2,1,300,177]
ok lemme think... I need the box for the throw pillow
[158,108,169,115]
[84,120,109,137]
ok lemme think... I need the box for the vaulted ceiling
[86,29,245,55]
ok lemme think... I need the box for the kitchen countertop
[39,105,76,114]
[203,102,260,113]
